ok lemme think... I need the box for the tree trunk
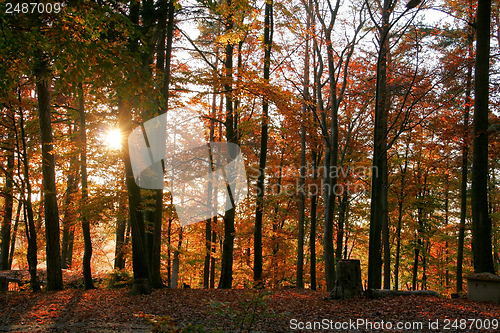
[457,7,473,294]
[119,97,151,295]
[382,192,390,289]
[210,221,217,288]
[120,1,151,295]
[171,226,183,288]
[323,40,339,292]
[61,129,78,270]
[219,0,236,289]
[297,1,309,289]
[445,172,450,287]
[254,0,273,286]
[149,0,176,290]
[19,88,40,291]
[167,217,172,286]
[330,260,363,299]
[394,197,403,291]
[368,0,390,290]
[412,180,426,291]
[412,234,420,290]
[0,117,14,271]
[310,150,318,290]
[204,64,220,288]
[114,212,127,270]
[78,83,94,290]
[336,192,348,261]
[394,144,408,291]
[8,199,22,270]
[204,215,211,288]
[35,51,63,291]
[472,0,494,275]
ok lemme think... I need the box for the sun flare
[105,128,122,150]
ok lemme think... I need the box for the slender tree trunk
[270,156,284,287]
[297,2,309,288]
[61,130,78,270]
[204,59,220,288]
[114,213,127,270]
[78,83,94,289]
[445,173,450,287]
[323,40,339,292]
[422,242,428,289]
[412,180,426,291]
[0,117,14,291]
[394,145,408,291]
[310,150,318,290]
[219,0,236,288]
[149,0,176,290]
[119,96,151,294]
[254,0,273,285]
[382,189,390,289]
[204,215,211,288]
[412,235,420,290]
[18,90,40,291]
[120,1,151,295]
[171,226,183,288]
[368,0,390,290]
[0,117,14,271]
[8,199,22,270]
[457,14,473,292]
[472,0,494,274]
[336,192,348,261]
[394,197,403,290]
[35,51,63,291]
[490,170,499,272]
[167,217,172,286]
[210,220,217,288]
[311,0,342,294]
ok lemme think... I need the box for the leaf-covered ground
[0,288,499,332]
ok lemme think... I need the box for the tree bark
[457,2,473,294]
[119,97,151,295]
[120,0,151,295]
[35,50,63,291]
[297,1,309,289]
[205,56,220,288]
[78,83,94,290]
[219,0,236,289]
[114,213,127,270]
[394,144,409,290]
[322,42,339,293]
[61,128,79,270]
[254,0,273,286]
[0,114,14,271]
[19,88,40,291]
[8,199,22,270]
[471,0,494,275]
[368,0,391,290]
[336,192,348,261]
[149,0,177,290]
[330,260,363,299]
[170,226,183,288]
[412,176,426,291]
[310,150,318,290]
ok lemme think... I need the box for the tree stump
[131,278,152,295]
[330,260,363,299]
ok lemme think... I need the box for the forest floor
[0,287,499,332]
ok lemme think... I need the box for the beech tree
[472,0,495,274]
[254,0,273,286]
